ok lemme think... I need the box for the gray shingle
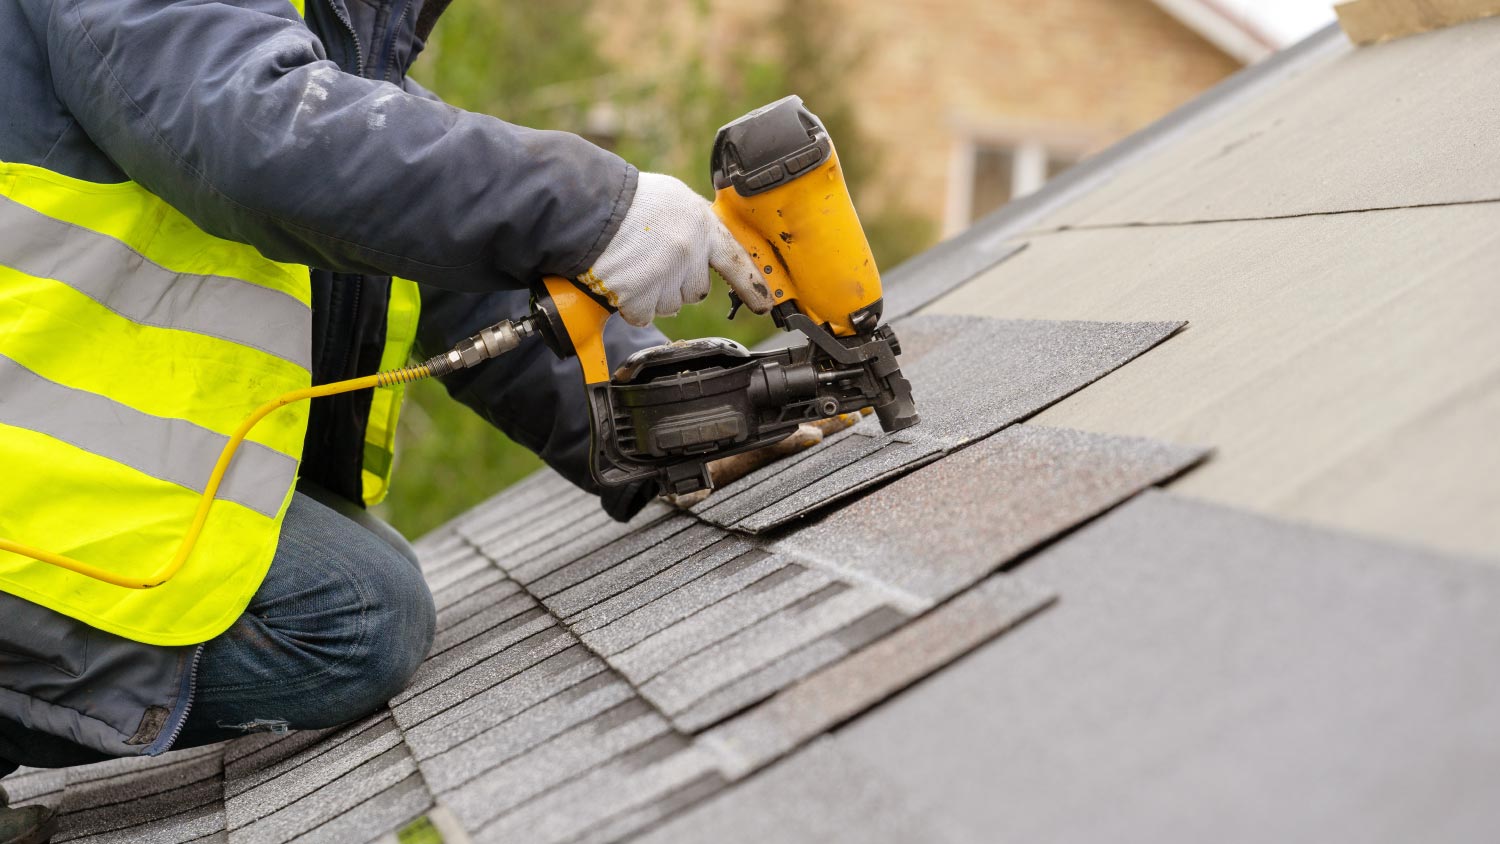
[223,728,332,776]
[467,486,601,562]
[607,559,833,682]
[732,437,943,534]
[537,522,729,620]
[693,432,898,526]
[0,767,66,810]
[392,624,576,727]
[427,589,535,657]
[515,514,698,594]
[578,549,783,656]
[704,573,1054,777]
[669,605,908,733]
[428,563,508,614]
[287,772,431,844]
[773,424,1208,606]
[401,645,606,762]
[454,469,583,546]
[418,670,637,793]
[444,699,675,832]
[565,534,759,633]
[470,489,675,586]
[411,535,476,576]
[392,603,554,705]
[571,771,728,844]
[63,801,225,844]
[55,746,225,844]
[472,738,726,844]
[631,738,973,844]
[226,742,422,844]
[638,584,897,721]
[419,552,493,595]
[833,492,1500,843]
[223,713,397,831]
[430,575,522,637]
[695,316,1184,532]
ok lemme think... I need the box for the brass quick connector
[423,316,538,377]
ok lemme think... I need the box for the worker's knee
[189,494,435,737]
[313,540,436,724]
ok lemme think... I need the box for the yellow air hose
[0,362,434,589]
[0,312,538,589]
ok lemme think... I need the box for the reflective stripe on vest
[0,160,312,646]
[361,278,420,505]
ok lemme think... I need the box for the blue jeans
[0,487,435,768]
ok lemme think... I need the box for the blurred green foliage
[377,0,932,539]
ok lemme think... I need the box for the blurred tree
[379,0,931,539]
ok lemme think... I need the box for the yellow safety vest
[0,1,419,644]
[363,278,420,506]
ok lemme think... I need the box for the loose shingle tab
[695,315,1184,532]
[0,767,65,812]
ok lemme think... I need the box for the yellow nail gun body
[532,96,918,499]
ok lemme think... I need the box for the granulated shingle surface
[832,492,1500,843]
[632,738,973,844]
[774,424,1209,606]
[695,314,1184,532]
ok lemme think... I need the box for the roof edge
[1150,0,1281,63]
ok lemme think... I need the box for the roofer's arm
[43,0,771,320]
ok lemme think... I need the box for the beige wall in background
[594,0,1240,232]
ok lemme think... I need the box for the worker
[0,1,803,840]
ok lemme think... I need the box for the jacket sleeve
[415,285,668,521]
[43,0,635,291]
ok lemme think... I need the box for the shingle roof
[11,17,1500,844]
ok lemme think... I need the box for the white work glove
[577,172,775,327]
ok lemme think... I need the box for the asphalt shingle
[564,534,760,634]
[54,746,225,844]
[833,491,1500,842]
[632,737,971,844]
[704,573,1055,777]
[223,713,399,833]
[576,547,782,656]
[694,315,1184,532]
[414,667,635,792]
[773,424,1209,606]
[0,767,65,811]
[226,740,425,844]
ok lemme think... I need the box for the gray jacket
[0,0,662,758]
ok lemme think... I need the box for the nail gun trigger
[726,291,744,321]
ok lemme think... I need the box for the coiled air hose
[0,317,535,589]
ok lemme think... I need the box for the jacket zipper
[375,0,413,82]
[159,643,205,752]
[321,0,365,77]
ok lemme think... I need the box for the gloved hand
[577,172,775,327]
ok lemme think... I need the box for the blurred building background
[379,0,1327,537]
